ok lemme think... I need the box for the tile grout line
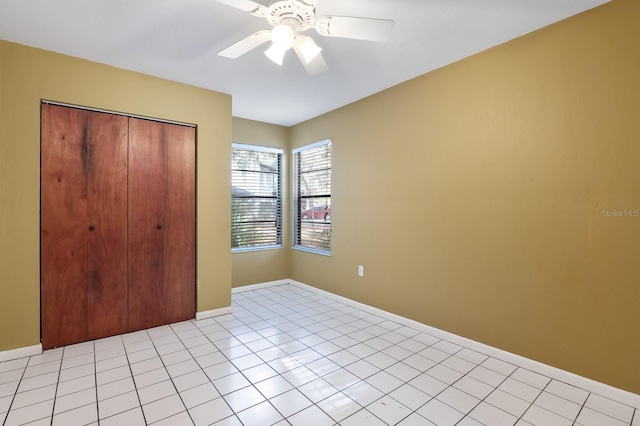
[1,357,29,426]
[92,340,99,425]
[123,331,150,425]
[572,403,585,426]
[48,348,64,425]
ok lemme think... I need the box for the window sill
[292,245,331,257]
[232,245,282,254]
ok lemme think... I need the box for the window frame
[231,143,283,253]
[292,139,332,256]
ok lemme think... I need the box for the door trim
[41,100,196,128]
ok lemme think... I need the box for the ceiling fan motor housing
[267,0,315,10]
[264,0,316,31]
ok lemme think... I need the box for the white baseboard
[195,306,233,321]
[269,280,639,409]
[232,279,290,293]
[0,344,42,363]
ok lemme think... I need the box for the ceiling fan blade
[315,16,394,42]
[215,0,268,16]
[293,43,329,75]
[291,0,318,9]
[218,30,272,58]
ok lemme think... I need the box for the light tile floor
[1,284,638,426]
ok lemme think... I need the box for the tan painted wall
[290,0,640,393]
[0,40,232,352]
[231,117,290,287]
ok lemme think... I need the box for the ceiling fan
[215,0,395,75]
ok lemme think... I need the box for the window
[231,144,283,251]
[293,140,331,254]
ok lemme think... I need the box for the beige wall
[231,117,290,287]
[0,40,232,352]
[290,0,640,393]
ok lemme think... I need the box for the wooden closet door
[41,105,90,349]
[163,124,196,324]
[128,118,166,331]
[86,111,128,340]
[41,105,128,348]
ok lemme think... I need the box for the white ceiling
[0,0,609,127]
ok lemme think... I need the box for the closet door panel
[86,111,129,340]
[128,118,165,331]
[163,124,196,324]
[41,104,89,349]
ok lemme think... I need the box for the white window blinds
[231,144,283,251]
[293,140,331,254]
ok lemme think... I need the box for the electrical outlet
[358,265,364,277]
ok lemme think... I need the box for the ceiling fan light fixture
[265,43,287,65]
[297,35,322,63]
[271,24,295,49]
